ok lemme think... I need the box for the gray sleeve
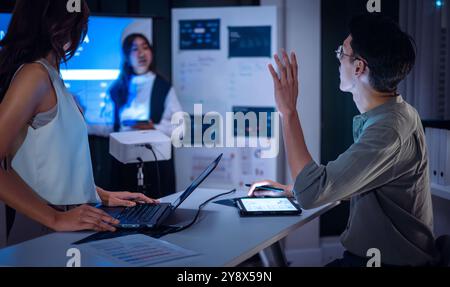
[293,124,401,209]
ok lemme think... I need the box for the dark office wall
[320,0,399,236]
[0,0,14,12]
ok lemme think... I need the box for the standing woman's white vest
[11,59,100,205]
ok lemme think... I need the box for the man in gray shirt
[248,14,439,266]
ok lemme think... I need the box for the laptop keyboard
[116,204,161,223]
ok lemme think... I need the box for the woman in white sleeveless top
[0,0,157,242]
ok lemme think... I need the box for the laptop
[103,153,223,229]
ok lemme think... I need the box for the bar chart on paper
[79,234,199,267]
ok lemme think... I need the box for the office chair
[436,235,450,266]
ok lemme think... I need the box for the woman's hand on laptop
[96,187,159,207]
[247,180,294,198]
[52,205,120,232]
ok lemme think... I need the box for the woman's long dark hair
[0,0,90,102]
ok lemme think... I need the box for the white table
[0,188,339,267]
[431,183,450,201]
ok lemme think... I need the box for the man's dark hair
[349,14,416,93]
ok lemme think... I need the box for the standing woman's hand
[268,50,299,117]
[97,188,159,207]
[52,205,120,232]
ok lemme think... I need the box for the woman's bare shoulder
[8,62,52,100]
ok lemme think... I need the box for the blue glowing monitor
[0,13,152,134]
[0,13,11,42]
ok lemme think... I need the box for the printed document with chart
[79,234,199,266]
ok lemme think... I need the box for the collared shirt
[293,96,439,266]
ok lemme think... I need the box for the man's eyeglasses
[335,45,367,65]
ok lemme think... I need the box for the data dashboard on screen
[0,13,152,134]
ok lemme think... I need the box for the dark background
[0,0,401,237]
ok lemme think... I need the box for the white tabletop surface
[0,188,339,267]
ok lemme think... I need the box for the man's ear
[354,59,366,77]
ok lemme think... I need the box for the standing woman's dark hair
[0,0,90,102]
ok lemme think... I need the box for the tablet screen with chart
[239,198,300,212]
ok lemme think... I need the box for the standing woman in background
[109,33,182,198]
[0,0,157,245]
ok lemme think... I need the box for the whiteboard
[172,6,278,116]
[171,6,281,191]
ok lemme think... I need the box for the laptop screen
[172,154,223,209]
